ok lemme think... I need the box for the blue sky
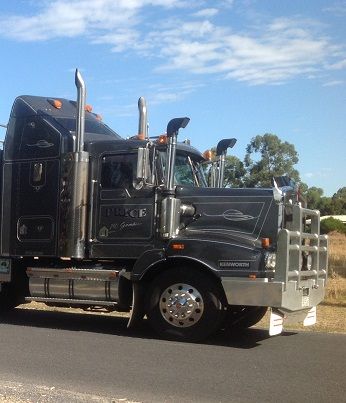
[0,0,345,196]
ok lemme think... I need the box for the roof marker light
[158,134,168,144]
[48,99,62,109]
[203,150,213,161]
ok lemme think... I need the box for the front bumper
[221,276,326,312]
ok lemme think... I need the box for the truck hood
[176,187,279,245]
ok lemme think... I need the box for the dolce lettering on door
[103,207,147,218]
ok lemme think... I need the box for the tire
[146,268,225,342]
[0,283,19,313]
[225,306,268,329]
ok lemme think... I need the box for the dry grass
[324,272,346,303]
[328,231,346,276]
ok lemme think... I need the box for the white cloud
[0,2,345,86]
[148,81,204,105]
[0,0,185,41]
[193,8,219,18]
[323,2,346,16]
[148,18,339,85]
[329,59,346,70]
[304,169,332,180]
[323,80,345,87]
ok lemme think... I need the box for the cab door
[90,152,156,258]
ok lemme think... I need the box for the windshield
[158,151,207,187]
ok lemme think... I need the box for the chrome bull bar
[275,205,328,289]
[221,204,328,312]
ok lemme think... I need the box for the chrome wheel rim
[159,283,204,328]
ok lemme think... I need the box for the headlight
[302,253,312,270]
[264,252,277,270]
[306,254,312,270]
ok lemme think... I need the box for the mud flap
[127,282,146,329]
[269,306,317,336]
[269,308,284,336]
[303,306,317,327]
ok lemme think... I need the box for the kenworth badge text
[0,71,328,341]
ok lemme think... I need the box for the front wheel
[0,283,20,313]
[147,268,225,342]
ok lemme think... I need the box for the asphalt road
[0,308,344,403]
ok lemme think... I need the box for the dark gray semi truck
[0,71,328,341]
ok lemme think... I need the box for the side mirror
[136,147,152,185]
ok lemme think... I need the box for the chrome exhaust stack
[215,138,237,188]
[165,117,190,194]
[160,117,190,239]
[59,69,89,259]
[75,69,86,152]
[138,97,148,139]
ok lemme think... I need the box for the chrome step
[25,296,117,308]
[27,267,120,281]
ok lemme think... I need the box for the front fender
[131,248,166,281]
[166,237,263,277]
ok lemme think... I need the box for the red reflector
[249,274,257,279]
[171,243,185,250]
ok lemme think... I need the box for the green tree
[305,186,324,210]
[205,148,245,188]
[223,155,246,187]
[320,217,346,234]
[318,197,333,215]
[333,187,346,200]
[331,187,346,214]
[244,133,300,187]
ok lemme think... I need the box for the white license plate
[302,295,310,307]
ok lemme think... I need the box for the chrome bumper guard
[222,205,328,312]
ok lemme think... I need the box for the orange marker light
[261,238,270,249]
[158,134,168,144]
[85,104,93,112]
[203,150,213,161]
[48,99,62,109]
[171,243,185,250]
[249,274,257,279]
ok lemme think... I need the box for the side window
[101,154,137,190]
